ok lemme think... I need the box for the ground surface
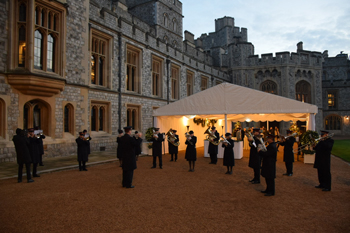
[1,147,349,233]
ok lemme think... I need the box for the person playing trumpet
[185,130,197,172]
[168,130,179,162]
[222,133,235,174]
[279,130,296,176]
[133,131,143,161]
[208,126,220,165]
[76,132,90,171]
[314,130,334,191]
[248,128,262,184]
[151,128,164,169]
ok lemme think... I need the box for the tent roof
[153,82,318,121]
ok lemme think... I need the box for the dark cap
[253,128,260,132]
[267,133,275,139]
[225,133,232,137]
[320,130,329,135]
[16,128,22,135]
[123,126,132,130]
[211,126,216,130]
[154,128,160,131]
[189,130,194,134]
[118,129,123,134]
[28,128,34,132]
[79,132,84,136]
[83,129,87,133]
[135,131,138,134]
[286,130,292,134]
[172,130,177,133]
[34,126,39,130]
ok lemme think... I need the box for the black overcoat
[314,138,334,170]
[38,134,45,155]
[168,134,179,154]
[280,137,296,163]
[28,137,41,164]
[119,134,138,171]
[76,137,89,162]
[208,131,220,154]
[185,136,197,161]
[12,134,32,164]
[133,136,143,155]
[116,136,122,159]
[222,138,235,166]
[86,136,92,155]
[151,133,164,157]
[248,136,262,169]
[260,142,277,179]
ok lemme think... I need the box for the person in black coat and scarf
[28,128,41,177]
[222,133,235,174]
[83,129,91,155]
[279,130,296,176]
[185,130,197,172]
[34,127,46,166]
[133,131,143,161]
[13,128,34,183]
[119,126,138,188]
[76,132,90,171]
[259,134,278,196]
[116,129,124,167]
[248,128,262,184]
[208,126,220,164]
[314,130,334,191]
[168,129,179,161]
[151,128,164,169]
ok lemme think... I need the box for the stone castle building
[0,0,348,162]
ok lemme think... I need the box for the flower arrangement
[145,127,155,149]
[289,122,300,134]
[300,130,319,154]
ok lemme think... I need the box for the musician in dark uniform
[119,126,138,188]
[185,130,197,172]
[13,128,34,183]
[28,128,41,177]
[314,130,334,191]
[34,127,46,166]
[168,129,179,161]
[151,128,164,169]
[76,132,89,171]
[222,133,235,174]
[133,131,143,161]
[83,129,91,155]
[208,126,220,164]
[116,129,124,167]
[279,130,296,176]
[259,134,278,196]
[248,128,262,184]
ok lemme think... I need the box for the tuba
[204,127,220,145]
[166,128,180,147]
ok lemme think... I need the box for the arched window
[172,18,177,32]
[18,25,26,67]
[164,13,169,27]
[91,32,108,87]
[47,34,55,72]
[325,115,341,130]
[64,104,74,134]
[260,80,277,94]
[91,106,97,131]
[99,57,104,86]
[295,80,311,103]
[91,102,109,132]
[164,36,168,44]
[23,100,50,136]
[126,106,140,130]
[34,30,43,69]
[19,3,26,22]
[99,107,104,131]
[173,40,177,48]
[0,98,5,139]
[91,55,96,84]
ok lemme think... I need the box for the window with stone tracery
[325,114,341,130]
[201,76,208,91]
[91,102,109,132]
[126,105,140,131]
[295,81,311,103]
[261,80,277,94]
[152,56,163,97]
[0,98,5,139]
[23,100,50,136]
[91,30,110,87]
[186,71,194,96]
[64,104,74,134]
[126,45,141,93]
[171,65,179,100]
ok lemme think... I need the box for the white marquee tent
[153,83,318,151]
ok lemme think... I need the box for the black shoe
[119,165,122,167]
[283,173,289,176]
[126,186,135,188]
[170,160,173,162]
[265,193,274,196]
[315,185,323,189]
[261,190,267,193]
[160,166,162,169]
[322,188,331,191]
[27,179,34,183]
[18,180,22,183]
[249,179,255,182]
[209,162,214,164]
[39,163,44,166]
[229,171,233,175]
[252,181,260,184]
[225,171,230,174]
[189,169,192,172]
[33,174,40,177]
[288,174,293,176]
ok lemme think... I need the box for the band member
[248,128,262,184]
[34,127,46,166]
[279,130,296,176]
[83,129,91,156]
[119,126,138,188]
[314,130,334,191]
[116,129,124,167]
[133,131,143,161]
[259,134,277,196]
[76,132,89,171]
[12,128,34,183]
[185,130,197,172]
[151,128,164,169]
[28,128,41,177]
[208,126,220,164]
[222,133,234,174]
[168,129,179,161]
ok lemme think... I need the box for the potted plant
[300,130,319,164]
[145,127,155,155]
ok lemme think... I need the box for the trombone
[293,133,334,153]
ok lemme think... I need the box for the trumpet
[220,135,231,145]
[293,133,334,153]
[185,132,193,145]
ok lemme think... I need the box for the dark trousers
[265,177,275,195]
[32,163,38,176]
[285,162,293,174]
[153,155,162,167]
[78,161,86,170]
[209,153,217,164]
[170,154,177,161]
[317,168,331,189]
[18,163,32,181]
[253,167,260,182]
[122,170,134,187]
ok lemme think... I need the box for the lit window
[171,65,179,99]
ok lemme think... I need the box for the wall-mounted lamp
[346,116,349,120]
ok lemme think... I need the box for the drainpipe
[166,58,170,104]
[118,33,122,130]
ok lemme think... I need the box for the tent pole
[224,114,228,134]
[267,121,269,131]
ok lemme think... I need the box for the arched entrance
[23,100,50,135]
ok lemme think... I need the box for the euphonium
[166,128,180,147]
[204,127,220,145]
[185,132,193,145]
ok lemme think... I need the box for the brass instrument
[166,129,180,147]
[293,133,334,153]
[245,132,254,147]
[84,133,90,141]
[185,132,193,145]
[277,132,298,144]
[153,129,158,138]
[204,127,220,146]
[257,136,267,152]
[220,135,231,145]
